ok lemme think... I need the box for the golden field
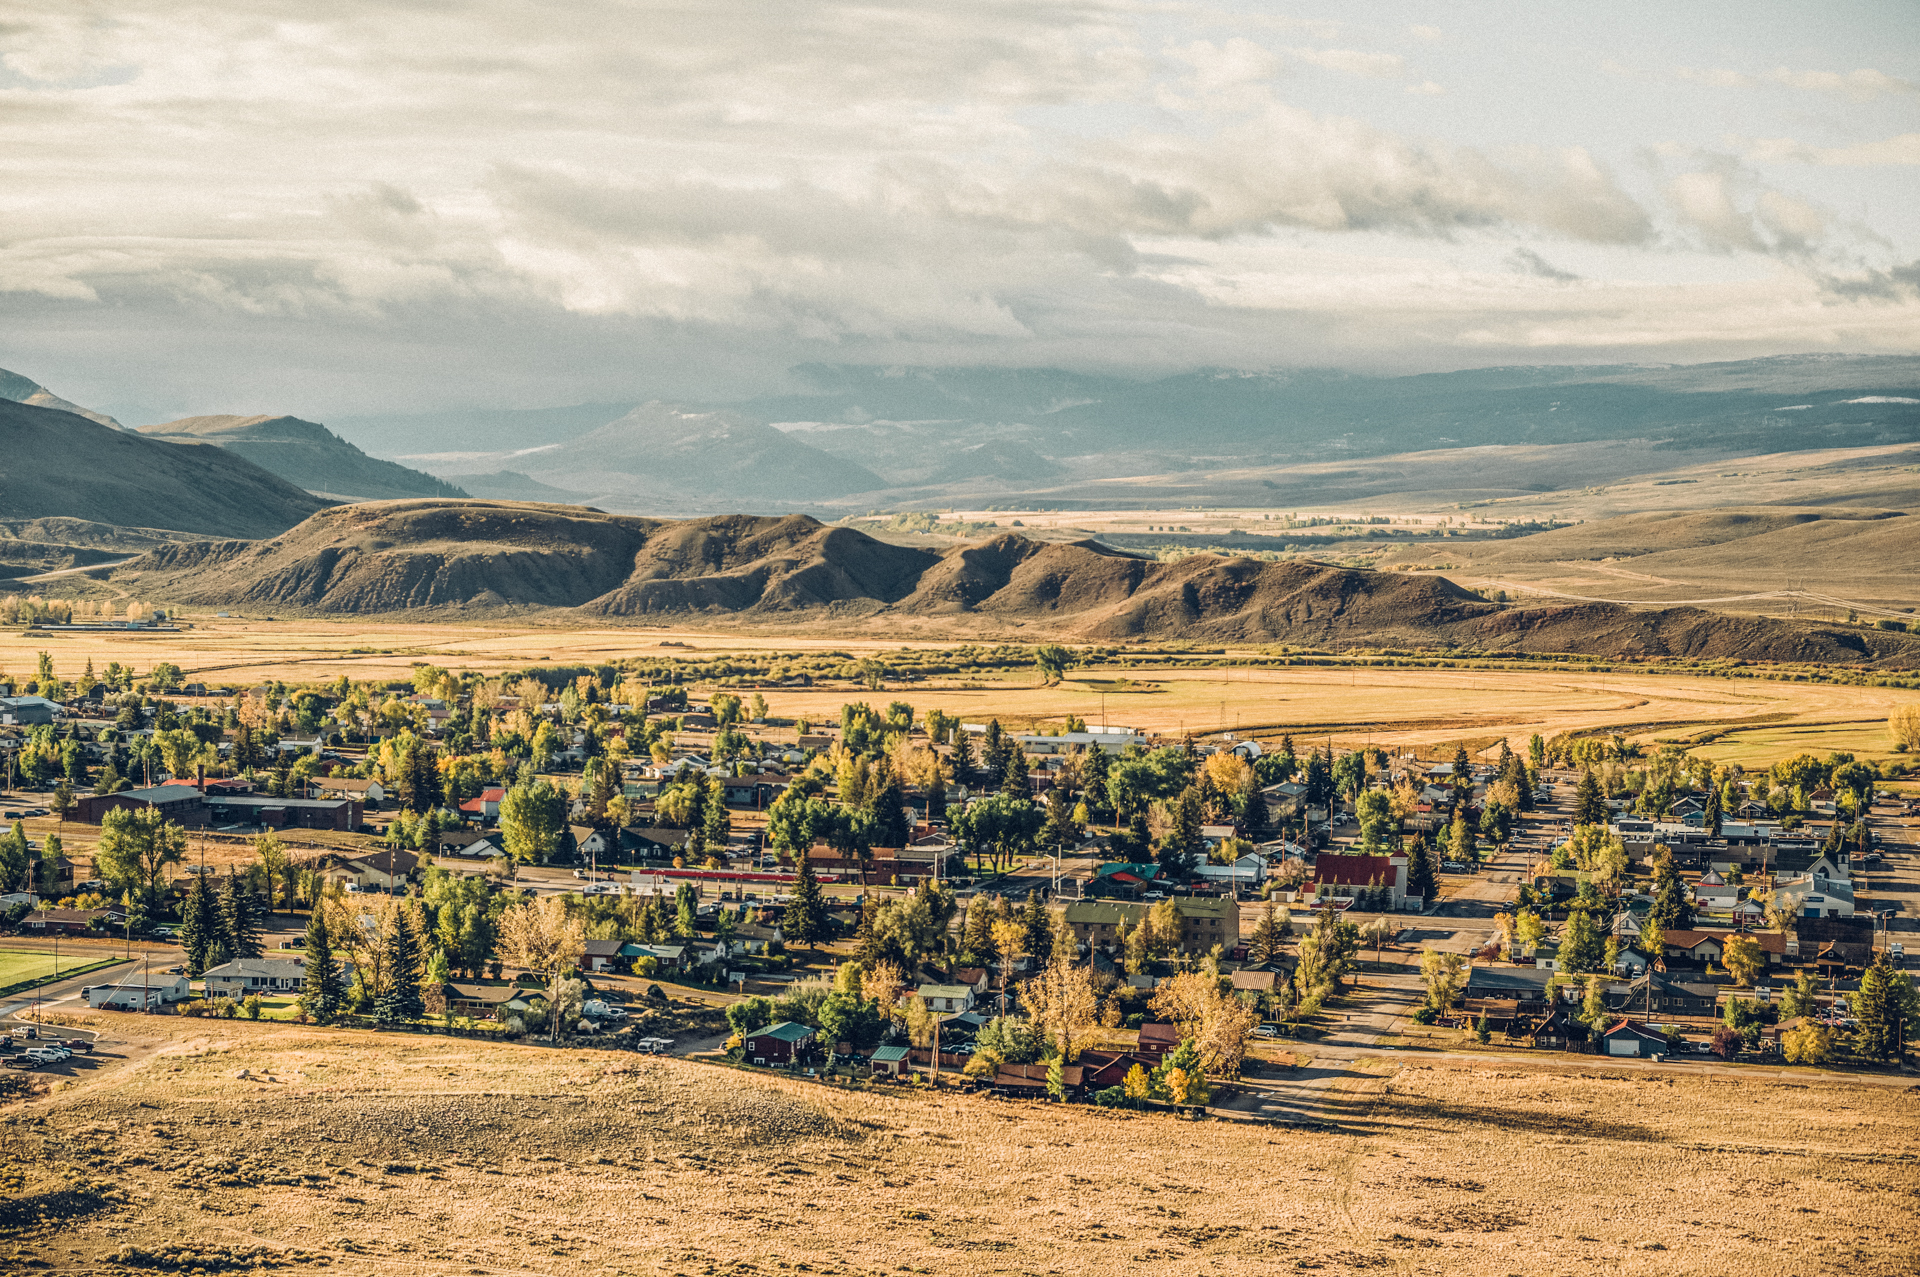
[6,618,1917,760]
[7,1014,1916,1276]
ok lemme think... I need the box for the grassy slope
[9,1016,1916,1276]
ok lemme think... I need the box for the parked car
[1252,1023,1281,1039]
[149,926,178,939]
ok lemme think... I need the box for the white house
[202,957,347,998]
[1601,1020,1669,1058]
[87,971,190,1009]
[916,983,977,1014]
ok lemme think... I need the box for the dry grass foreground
[5,1016,1916,1276]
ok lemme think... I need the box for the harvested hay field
[5,1018,1916,1276]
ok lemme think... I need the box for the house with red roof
[1310,852,1410,908]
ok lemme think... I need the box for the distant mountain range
[106,498,1919,666]
[326,354,1920,513]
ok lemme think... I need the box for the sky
[2,0,1918,424]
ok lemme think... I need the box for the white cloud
[1745,133,1920,166]
[0,0,1912,414]
[1288,47,1405,79]
[1677,64,1918,100]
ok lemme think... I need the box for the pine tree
[1022,891,1052,965]
[950,730,976,786]
[1849,951,1903,1062]
[218,875,263,961]
[1000,747,1029,798]
[1158,785,1205,879]
[962,896,998,962]
[375,907,426,1023]
[784,855,825,947]
[1405,835,1437,906]
[926,770,947,822]
[179,872,217,977]
[866,765,912,847]
[1702,783,1723,838]
[982,720,1005,784]
[1574,769,1608,826]
[1248,901,1283,966]
[302,910,343,1023]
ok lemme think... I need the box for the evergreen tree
[1702,783,1723,838]
[1646,867,1694,938]
[866,765,912,847]
[926,769,947,822]
[1000,747,1029,798]
[1405,835,1437,905]
[1247,901,1284,966]
[950,730,976,786]
[179,871,218,977]
[218,875,263,961]
[1157,786,1205,880]
[375,907,426,1022]
[982,720,1005,784]
[675,882,699,938]
[1848,951,1910,1062]
[302,910,343,1023]
[962,896,998,962]
[784,855,825,948]
[1574,769,1608,826]
[1021,890,1052,965]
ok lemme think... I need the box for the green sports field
[0,948,124,991]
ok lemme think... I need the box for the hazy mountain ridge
[327,354,1920,513]
[0,365,125,430]
[106,498,1920,666]
[138,414,469,501]
[0,399,333,540]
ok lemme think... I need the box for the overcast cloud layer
[2,0,1917,422]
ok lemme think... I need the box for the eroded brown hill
[110,499,1920,665]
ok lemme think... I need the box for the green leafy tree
[499,779,566,864]
[865,764,912,848]
[0,822,28,894]
[35,833,63,899]
[1560,909,1604,974]
[1033,645,1071,686]
[1781,968,1822,1021]
[94,806,187,915]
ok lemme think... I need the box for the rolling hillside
[109,499,1920,665]
[0,399,332,540]
[1404,507,1920,615]
[138,415,468,501]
